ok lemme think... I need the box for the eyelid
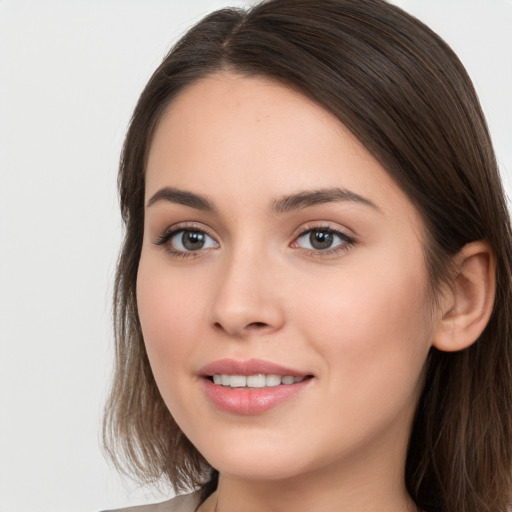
[290,222,356,255]
[154,221,215,241]
[291,221,355,240]
[153,222,219,256]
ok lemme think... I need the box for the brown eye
[294,228,353,253]
[181,231,206,250]
[169,230,218,252]
[309,231,334,250]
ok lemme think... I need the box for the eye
[156,228,218,255]
[294,227,354,253]
[172,230,217,252]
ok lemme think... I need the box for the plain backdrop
[0,1,511,511]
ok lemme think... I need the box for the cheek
[136,255,204,387]
[294,250,433,402]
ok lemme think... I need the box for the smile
[211,374,306,388]
[200,359,314,414]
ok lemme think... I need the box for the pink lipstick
[199,359,314,415]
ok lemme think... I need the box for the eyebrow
[271,188,380,213]
[146,187,216,211]
[146,186,379,214]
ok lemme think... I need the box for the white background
[0,1,510,511]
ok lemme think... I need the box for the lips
[200,358,310,378]
[199,359,314,415]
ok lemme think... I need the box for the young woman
[103,1,512,511]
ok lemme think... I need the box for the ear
[432,241,496,352]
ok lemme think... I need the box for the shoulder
[102,491,201,512]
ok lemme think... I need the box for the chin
[194,432,323,483]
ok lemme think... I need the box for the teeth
[247,374,266,388]
[266,375,281,387]
[230,375,247,388]
[212,374,305,388]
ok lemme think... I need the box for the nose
[209,248,285,338]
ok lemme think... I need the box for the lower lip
[202,378,312,415]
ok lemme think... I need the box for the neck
[210,473,416,512]
[202,439,417,512]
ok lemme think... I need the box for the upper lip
[199,358,311,378]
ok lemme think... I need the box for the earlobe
[432,241,496,352]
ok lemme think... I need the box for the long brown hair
[103,1,512,511]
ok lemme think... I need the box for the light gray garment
[103,491,201,512]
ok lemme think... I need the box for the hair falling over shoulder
[102,1,512,511]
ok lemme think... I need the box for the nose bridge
[210,240,284,337]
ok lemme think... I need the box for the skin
[137,72,444,512]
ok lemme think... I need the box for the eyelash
[154,223,356,259]
[154,223,218,259]
[292,225,356,257]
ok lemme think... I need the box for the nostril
[247,322,268,329]
[211,319,274,336]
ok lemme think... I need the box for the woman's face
[137,73,437,482]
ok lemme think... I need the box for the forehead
[146,72,358,181]
[145,72,420,229]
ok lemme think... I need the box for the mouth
[199,359,314,414]
[208,374,312,388]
